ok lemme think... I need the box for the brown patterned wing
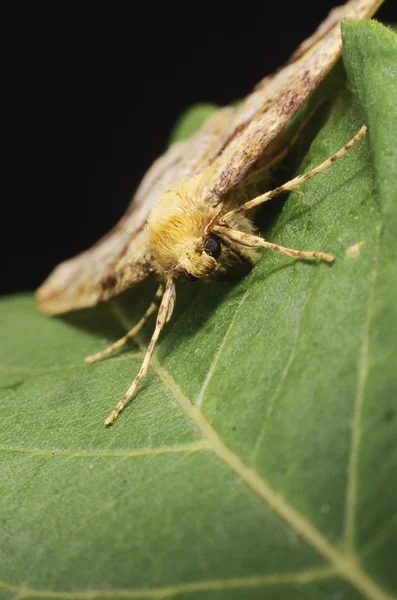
[201,0,383,203]
[35,108,236,315]
[36,0,383,315]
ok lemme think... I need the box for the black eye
[204,235,221,259]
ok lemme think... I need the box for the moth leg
[85,285,164,365]
[214,226,334,263]
[104,277,175,426]
[222,126,367,220]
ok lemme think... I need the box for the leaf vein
[0,440,210,459]
[196,286,250,406]
[344,215,381,552]
[251,278,313,462]
[0,566,336,599]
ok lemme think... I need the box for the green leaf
[1,19,396,600]
[168,103,219,144]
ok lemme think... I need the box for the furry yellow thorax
[147,172,257,280]
[147,175,219,277]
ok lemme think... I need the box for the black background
[2,1,395,295]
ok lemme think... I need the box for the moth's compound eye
[204,235,221,259]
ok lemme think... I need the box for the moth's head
[148,184,257,281]
[177,219,257,282]
[178,234,222,281]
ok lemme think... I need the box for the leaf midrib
[112,300,392,600]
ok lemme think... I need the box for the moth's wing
[35,225,152,316]
[139,107,235,188]
[201,0,383,202]
[36,108,235,315]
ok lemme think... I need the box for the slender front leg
[85,285,164,365]
[221,126,367,221]
[105,277,175,426]
[214,226,334,263]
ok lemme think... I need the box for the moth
[36,0,383,425]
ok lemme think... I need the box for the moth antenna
[104,277,176,426]
[221,126,368,222]
[214,226,335,263]
[85,285,164,365]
